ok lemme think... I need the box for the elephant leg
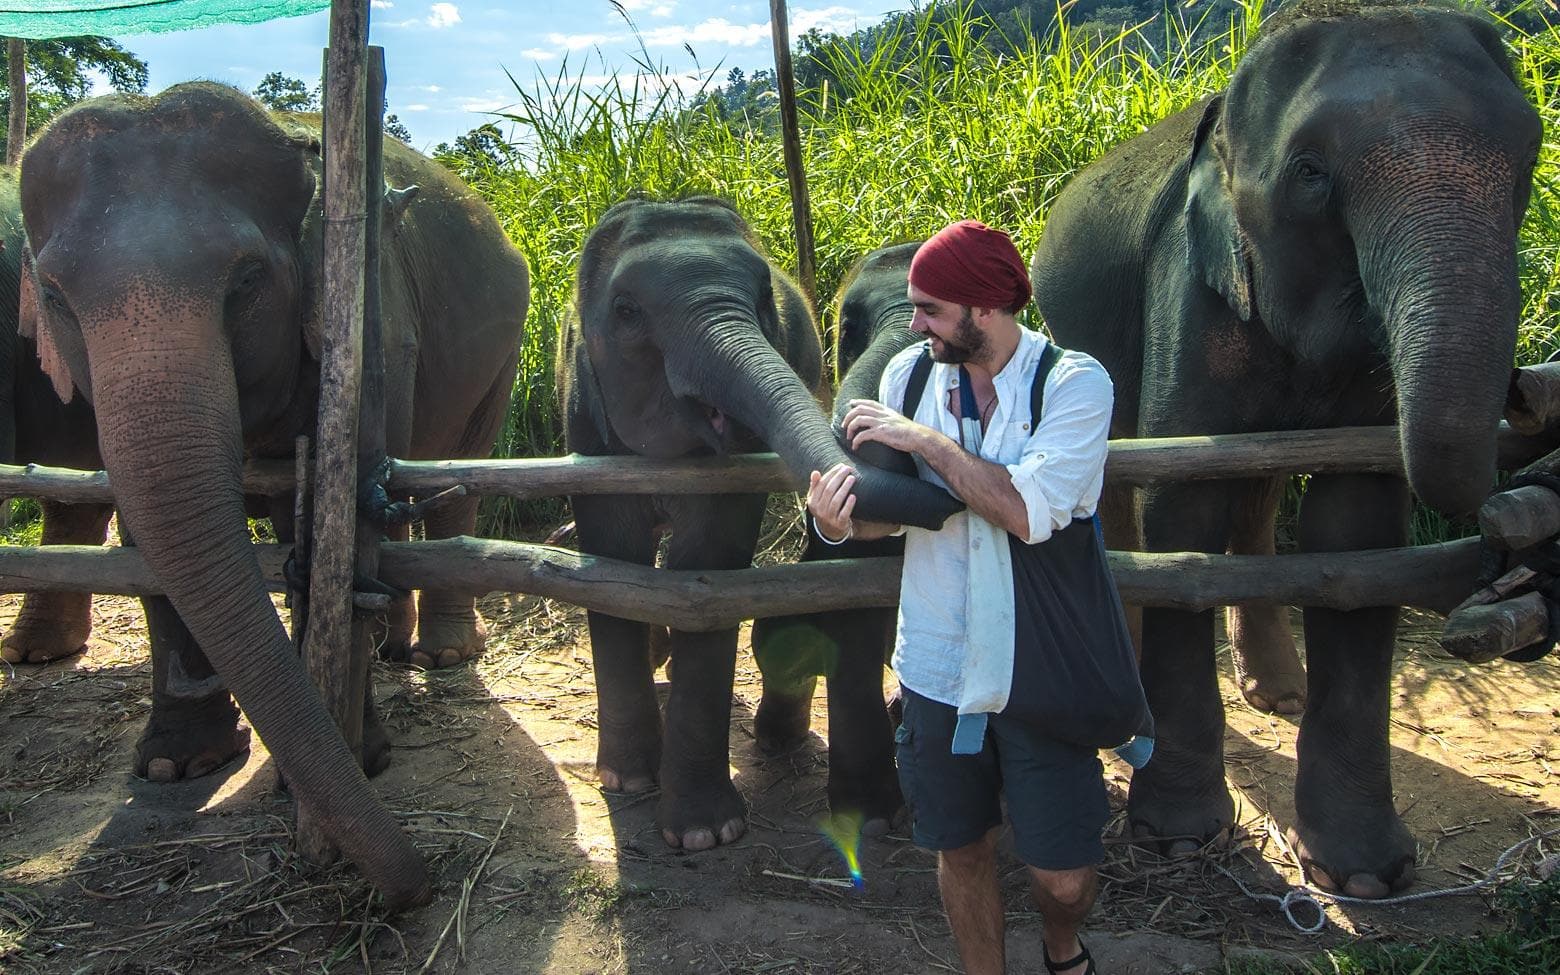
[657,493,766,851]
[134,593,251,782]
[573,493,663,794]
[412,496,488,669]
[750,531,827,754]
[1097,482,1142,654]
[1291,473,1415,898]
[823,606,901,836]
[375,519,417,666]
[1225,477,1305,714]
[2,500,113,663]
[1129,482,1238,855]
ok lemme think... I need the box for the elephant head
[19,83,427,907]
[563,197,960,528]
[1185,4,1541,515]
[829,241,925,480]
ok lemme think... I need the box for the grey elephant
[19,82,530,902]
[751,241,924,835]
[558,198,960,850]
[1031,1,1541,897]
[0,167,113,666]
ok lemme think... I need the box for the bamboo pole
[299,0,370,867]
[769,0,817,309]
[0,535,1483,624]
[6,37,24,168]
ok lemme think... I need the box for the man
[808,220,1113,975]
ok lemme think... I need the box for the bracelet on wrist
[813,512,853,545]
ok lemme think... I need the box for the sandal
[1043,937,1096,975]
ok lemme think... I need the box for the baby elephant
[559,199,958,850]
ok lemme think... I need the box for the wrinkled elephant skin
[1032,5,1540,897]
[19,83,530,904]
[0,168,112,666]
[752,242,925,835]
[559,200,958,851]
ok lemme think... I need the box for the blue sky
[114,2,906,152]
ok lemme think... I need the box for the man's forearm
[916,431,1029,537]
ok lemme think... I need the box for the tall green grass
[462,0,1560,536]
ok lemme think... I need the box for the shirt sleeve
[1005,352,1113,545]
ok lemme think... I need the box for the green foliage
[0,38,148,159]
[252,70,319,112]
[0,499,42,547]
[449,0,1560,537]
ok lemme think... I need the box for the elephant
[19,82,530,903]
[558,198,960,851]
[750,241,924,836]
[1030,1,1541,898]
[0,167,114,666]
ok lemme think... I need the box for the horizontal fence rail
[0,424,1552,503]
[0,536,1482,629]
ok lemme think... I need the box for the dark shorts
[894,687,1109,870]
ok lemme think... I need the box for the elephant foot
[1,593,94,663]
[1288,825,1416,898]
[658,775,747,851]
[597,721,661,795]
[408,613,485,670]
[829,762,903,838]
[1287,806,1416,898]
[1227,606,1306,715]
[135,693,250,782]
[1127,763,1235,857]
[753,684,815,755]
[372,594,417,665]
[363,708,392,778]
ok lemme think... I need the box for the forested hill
[691,0,1549,128]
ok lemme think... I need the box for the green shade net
[0,1,328,39]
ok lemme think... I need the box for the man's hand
[842,399,944,455]
[807,464,858,541]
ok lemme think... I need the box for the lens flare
[818,810,865,891]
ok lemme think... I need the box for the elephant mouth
[672,396,756,455]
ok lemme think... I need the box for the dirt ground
[0,541,1556,973]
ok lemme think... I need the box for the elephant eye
[611,294,641,324]
[225,262,268,319]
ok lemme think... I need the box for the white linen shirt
[881,328,1114,708]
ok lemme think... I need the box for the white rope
[1211,825,1560,934]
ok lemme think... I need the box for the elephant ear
[1184,94,1254,322]
[18,247,80,404]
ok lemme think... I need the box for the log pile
[1440,363,1560,662]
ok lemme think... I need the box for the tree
[384,113,412,143]
[252,71,319,112]
[0,38,148,160]
[433,123,512,178]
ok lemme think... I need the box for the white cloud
[650,3,674,15]
[370,0,393,8]
[791,6,863,37]
[522,48,558,61]
[643,18,767,47]
[426,3,461,28]
[404,103,430,111]
[545,31,616,50]
[424,84,442,93]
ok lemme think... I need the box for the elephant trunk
[84,300,430,909]
[673,321,960,529]
[833,320,921,479]
[1353,140,1520,517]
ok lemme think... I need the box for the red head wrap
[908,219,1032,312]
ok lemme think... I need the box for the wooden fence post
[299,0,370,865]
[5,37,24,168]
[769,1,818,313]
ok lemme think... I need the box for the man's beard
[929,308,989,364]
